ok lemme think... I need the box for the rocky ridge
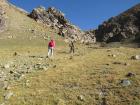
[29,6,96,44]
[0,0,7,32]
[89,3,140,43]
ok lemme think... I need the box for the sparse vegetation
[0,1,139,105]
[0,40,140,105]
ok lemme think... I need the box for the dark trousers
[70,46,74,53]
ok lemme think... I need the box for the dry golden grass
[0,2,139,105]
[0,41,139,105]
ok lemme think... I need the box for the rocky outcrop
[82,31,96,44]
[29,6,96,43]
[0,7,6,32]
[92,3,140,43]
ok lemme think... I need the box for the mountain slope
[0,1,139,105]
[93,3,140,43]
[29,6,96,44]
[0,0,56,41]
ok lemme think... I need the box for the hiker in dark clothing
[69,41,75,54]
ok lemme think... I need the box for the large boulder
[29,6,96,43]
[29,6,67,28]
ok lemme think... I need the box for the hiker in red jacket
[48,39,55,58]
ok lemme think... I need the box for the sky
[9,0,140,30]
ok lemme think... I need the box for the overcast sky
[9,0,140,30]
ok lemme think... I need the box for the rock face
[29,6,66,28]
[29,6,96,43]
[0,6,6,32]
[82,31,96,44]
[91,3,140,43]
[0,0,7,33]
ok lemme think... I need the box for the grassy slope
[0,1,139,105]
[0,2,58,42]
[0,43,139,105]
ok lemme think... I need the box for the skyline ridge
[9,0,140,30]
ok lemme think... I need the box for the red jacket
[48,40,55,47]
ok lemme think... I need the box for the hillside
[0,40,140,105]
[0,0,57,42]
[0,1,139,105]
[90,3,140,43]
[29,6,96,44]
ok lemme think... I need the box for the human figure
[69,40,75,54]
[48,39,55,58]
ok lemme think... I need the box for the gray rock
[26,66,33,73]
[42,66,48,70]
[0,103,5,105]
[0,7,5,16]
[38,58,43,60]
[0,81,8,89]
[112,54,117,58]
[4,91,13,100]
[108,54,117,57]
[3,64,10,69]
[25,80,30,87]
[121,79,131,86]
[57,99,65,105]
[126,72,136,77]
[77,95,84,101]
[99,91,107,97]
[106,49,111,52]
[124,63,130,66]
[14,72,24,80]
[0,71,6,78]
[34,63,49,71]
[131,55,140,60]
